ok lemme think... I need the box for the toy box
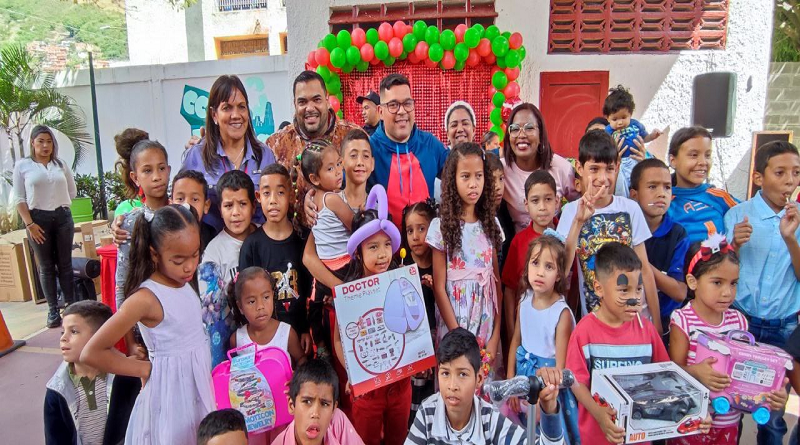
[591,362,709,443]
[212,344,293,434]
[695,329,794,424]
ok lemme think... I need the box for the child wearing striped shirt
[668,235,788,444]
[406,328,565,445]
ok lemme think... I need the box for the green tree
[0,44,92,168]
[775,0,800,61]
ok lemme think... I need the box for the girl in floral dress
[427,142,504,375]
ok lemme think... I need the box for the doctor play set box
[591,362,709,443]
[334,264,436,396]
[694,329,793,425]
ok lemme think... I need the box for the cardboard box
[73,220,110,259]
[0,240,33,302]
[591,362,709,443]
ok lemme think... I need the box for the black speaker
[692,72,737,138]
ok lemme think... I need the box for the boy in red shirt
[565,242,669,444]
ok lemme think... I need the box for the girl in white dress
[81,204,214,444]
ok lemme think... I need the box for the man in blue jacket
[369,73,449,225]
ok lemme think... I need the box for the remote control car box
[591,362,709,443]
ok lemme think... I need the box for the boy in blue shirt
[724,140,800,445]
[629,158,689,345]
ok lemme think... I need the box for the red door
[540,71,609,159]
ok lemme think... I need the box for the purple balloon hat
[346,185,402,257]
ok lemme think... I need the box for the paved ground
[0,299,798,444]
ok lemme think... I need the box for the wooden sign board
[747,131,794,198]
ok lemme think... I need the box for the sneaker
[46,310,62,328]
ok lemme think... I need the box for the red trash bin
[97,244,126,354]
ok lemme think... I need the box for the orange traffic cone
[0,310,25,358]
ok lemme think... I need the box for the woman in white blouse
[13,125,77,328]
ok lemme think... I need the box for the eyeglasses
[508,123,539,136]
[381,99,415,114]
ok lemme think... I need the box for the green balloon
[330,47,346,68]
[492,71,508,90]
[440,29,456,50]
[384,56,396,67]
[337,30,352,49]
[504,49,520,68]
[492,92,506,108]
[337,110,344,119]
[403,33,418,53]
[454,43,469,62]
[428,43,444,62]
[492,36,510,57]
[342,63,354,74]
[464,28,480,48]
[356,60,369,72]
[374,41,389,60]
[346,46,361,65]
[490,108,503,126]
[322,34,337,51]
[413,20,427,39]
[472,23,485,38]
[518,45,527,60]
[425,26,440,45]
[496,56,506,69]
[316,65,331,81]
[366,28,379,45]
[400,51,408,60]
[491,124,504,138]
[454,61,465,71]
[485,25,500,42]
[327,76,341,94]
[329,72,340,82]
[317,41,323,48]
[502,31,511,39]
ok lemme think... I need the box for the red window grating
[548,0,729,53]
[342,63,492,145]
[329,1,497,34]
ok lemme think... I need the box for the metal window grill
[548,0,729,53]
[341,63,492,144]
[216,0,269,12]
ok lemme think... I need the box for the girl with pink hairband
[330,185,412,445]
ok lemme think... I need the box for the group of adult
[14,68,579,327]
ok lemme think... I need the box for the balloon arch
[306,21,526,142]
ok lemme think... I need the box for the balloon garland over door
[306,21,525,141]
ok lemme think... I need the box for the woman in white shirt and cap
[434,101,477,203]
[13,125,77,328]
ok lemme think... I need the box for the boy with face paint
[565,243,669,445]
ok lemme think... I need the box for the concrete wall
[42,55,292,176]
[285,0,774,199]
[127,0,189,65]
[766,63,800,138]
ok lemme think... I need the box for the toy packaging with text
[334,264,436,396]
[591,362,709,443]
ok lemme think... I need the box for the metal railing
[216,0,269,12]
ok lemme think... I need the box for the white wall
[47,55,292,176]
[202,0,288,60]
[286,0,774,199]
[127,0,190,65]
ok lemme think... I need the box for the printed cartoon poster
[333,265,436,396]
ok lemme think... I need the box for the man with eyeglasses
[369,73,449,225]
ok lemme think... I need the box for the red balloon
[504,66,520,81]
[424,58,438,68]
[407,51,420,64]
[352,28,366,48]
[388,37,404,58]
[414,41,429,60]
[509,32,523,50]
[466,49,480,67]
[369,58,381,65]
[483,53,496,64]
[491,66,502,76]
[455,24,468,42]
[393,21,408,39]
[329,95,340,113]
[360,43,375,62]
[315,48,330,67]
[503,81,520,99]
[476,38,492,57]
[307,50,318,68]
[378,22,394,42]
[502,107,512,122]
[441,51,456,69]
[488,85,497,96]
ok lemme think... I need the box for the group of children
[44,84,800,445]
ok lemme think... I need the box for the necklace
[229,145,246,170]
